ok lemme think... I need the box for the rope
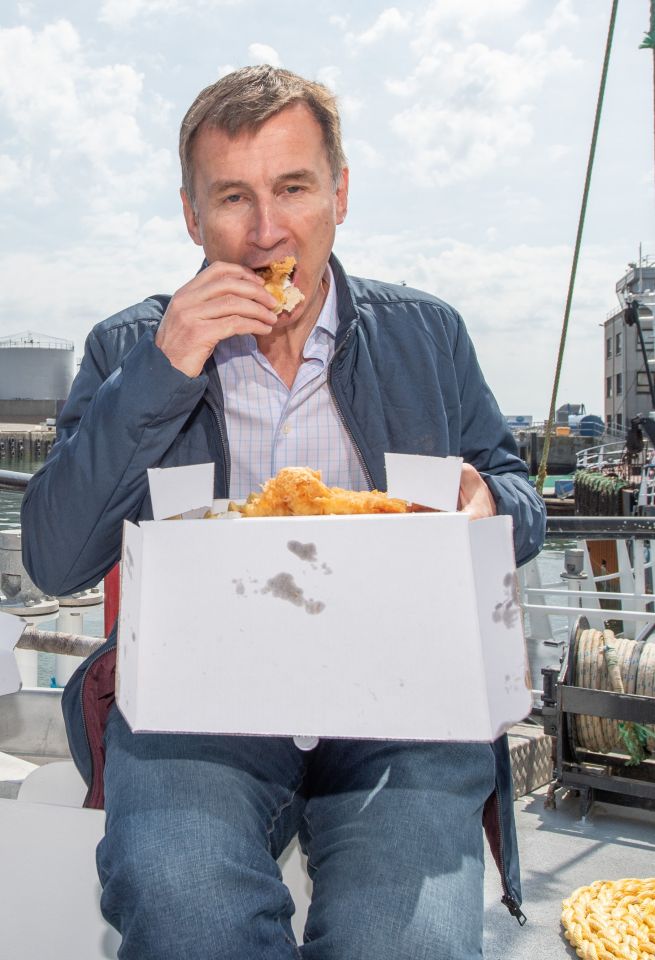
[572,628,655,760]
[536,0,619,497]
[562,878,655,959]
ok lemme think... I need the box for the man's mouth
[254,256,304,314]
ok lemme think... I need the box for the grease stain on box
[262,572,325,615]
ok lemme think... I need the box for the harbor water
[0,459,104,685]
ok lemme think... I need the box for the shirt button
[283,423,291,435]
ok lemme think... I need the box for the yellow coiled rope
[562,878,655,959]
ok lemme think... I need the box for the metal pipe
[525,603,655,621]
[546,516,655,539]
[0,469,32,490]
[16,627,104,658]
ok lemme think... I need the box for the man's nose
[249,200,288,250]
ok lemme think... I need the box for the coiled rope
[573,628,655,760]
[562,877,655,960]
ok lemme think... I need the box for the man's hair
[179,65,347,205]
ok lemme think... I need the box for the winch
[542,616,655,815]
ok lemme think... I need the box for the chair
[1,759,311,959]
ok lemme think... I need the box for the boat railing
[575,439,626,470]
[2,472,655,659]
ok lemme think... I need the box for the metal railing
[0,468,32,490]
[575,440,627,470]
[3,479,654,656]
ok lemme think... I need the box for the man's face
[182,103,349,329]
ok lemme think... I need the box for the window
[606,414,613,431]
[606,376,613,398]
[616,372,623,395]
[606,337,612,359]
[638,371,654,394]
[615,331,622,355]
[616,413,623,431]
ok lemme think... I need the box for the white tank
[0,332,75,401]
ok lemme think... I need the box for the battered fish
[241,466,408,517]
[255,256,305,315]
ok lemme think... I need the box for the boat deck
[483,786,655,958]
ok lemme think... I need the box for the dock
[0,422,55,461]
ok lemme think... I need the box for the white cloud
[247,43,281,67]
[412,0,528,48]
[346,139,383,170]
[544,0,579,35]
[216,63,236,79]
[339,95,364,120]
[0,21,171,204]
[0,154,24,192]
[347,7,412,47]
[317,65,341,92]
[329,14,350,31]
[385,18,581,186]
[0,215,200,351]
[334,228,614,416]
[391,101,533,187]
[98,0,242,27]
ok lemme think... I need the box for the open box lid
[146,454,464,520]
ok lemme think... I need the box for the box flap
[147,463,214,520]
[0,610,25,696]
[116,521,145,725]
[385,453,462,511]
[469,516,532,739]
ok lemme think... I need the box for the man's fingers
[175,276,278,313]
[458,463,496,520]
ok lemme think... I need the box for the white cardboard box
[117,460,531,742]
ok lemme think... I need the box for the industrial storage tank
[0,332,75,420]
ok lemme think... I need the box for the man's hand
[155,261,279,377]
[458,463,497,520]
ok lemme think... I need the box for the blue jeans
[98,705,496,959]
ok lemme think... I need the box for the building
[603,257,655,435]
[0,331,75,423]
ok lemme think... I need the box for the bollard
[0,529,59,616]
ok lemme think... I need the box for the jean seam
[268,766,307,957]
[265,767,307,856]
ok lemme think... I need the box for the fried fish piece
[255,256,305,315]
[241,466,408,517]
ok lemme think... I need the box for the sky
[0,0,653,419]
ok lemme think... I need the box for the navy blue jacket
[21,254,545,920]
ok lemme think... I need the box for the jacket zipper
[327,326,375,491]
[494,792,527,925]
[205,395,231,495]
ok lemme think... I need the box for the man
[22,66,545,959]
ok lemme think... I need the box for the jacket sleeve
[21,325,208,596]
[452,314,546,566]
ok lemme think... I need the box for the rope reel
[569,623,655,758]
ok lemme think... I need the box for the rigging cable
[536,0,619,496]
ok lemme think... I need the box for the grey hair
[179,65,347,205]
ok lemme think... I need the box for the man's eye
[286,185,303,194]
[225,194,241,204]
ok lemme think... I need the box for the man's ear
[181,188,203,246]
[335,167,349,225]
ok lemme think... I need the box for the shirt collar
[313,263,338,340]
